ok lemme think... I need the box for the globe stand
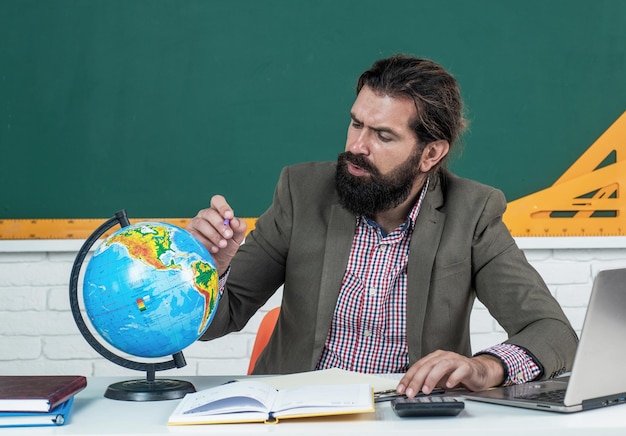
[103,360,195,402]
[69,209,196,401]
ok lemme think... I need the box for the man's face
[335,86,424,216]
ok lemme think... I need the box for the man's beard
[334,150,423,217]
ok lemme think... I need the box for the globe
[83,221,219,358]
[68,210,219,401]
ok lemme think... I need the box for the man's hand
[186,195,247,275]
[396,350,505,397]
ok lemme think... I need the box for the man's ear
[419,140,450,173]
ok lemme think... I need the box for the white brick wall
[1,239,625,377]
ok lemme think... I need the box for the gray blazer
[201,162,578,379]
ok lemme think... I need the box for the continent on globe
[83,222,219,358]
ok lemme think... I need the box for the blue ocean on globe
[83,222,219,358]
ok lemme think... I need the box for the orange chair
[247,307,280,375]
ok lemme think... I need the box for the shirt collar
[360,176,430,236]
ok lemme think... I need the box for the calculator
[391,396,465,417]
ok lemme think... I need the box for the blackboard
[2,0,625,219]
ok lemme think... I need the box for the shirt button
[368,288,377,296]
[364,330,372,338]
[379,244,387,252]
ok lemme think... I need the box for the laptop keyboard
[518,389,566,402]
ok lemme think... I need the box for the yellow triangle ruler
[503,111,626,236]
[0,217,257,240]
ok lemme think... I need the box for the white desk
[3,376,626,435]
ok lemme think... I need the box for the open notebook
[465,267,626,413]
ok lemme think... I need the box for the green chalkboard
[1,0,625,218]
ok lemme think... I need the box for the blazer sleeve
[471,188,579,379]
[199,166,293,340]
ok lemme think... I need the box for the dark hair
[357,54,467,157]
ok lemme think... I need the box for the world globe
[83,221,219,358]
[68,210,219,401]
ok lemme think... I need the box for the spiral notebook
[465,268,626,413]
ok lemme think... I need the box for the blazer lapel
[311,203,355,365]
[406,179,445,363]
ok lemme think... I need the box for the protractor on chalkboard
[503,111,626,237]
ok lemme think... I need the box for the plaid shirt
[316,181,540,385]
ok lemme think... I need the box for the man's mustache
[340,152,380,176]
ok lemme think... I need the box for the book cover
[167,381,375,425]
[0,375,87,412]
[0,396,75,427]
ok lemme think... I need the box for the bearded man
[188,54,577,396]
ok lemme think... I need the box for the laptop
[464,267,626,413]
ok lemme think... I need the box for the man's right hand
[186,195,247,275]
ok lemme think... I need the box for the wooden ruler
[0,218,257,240]
[503,111,626,237]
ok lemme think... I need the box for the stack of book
[0,375,87,428]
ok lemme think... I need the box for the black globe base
[104,378,196,401]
